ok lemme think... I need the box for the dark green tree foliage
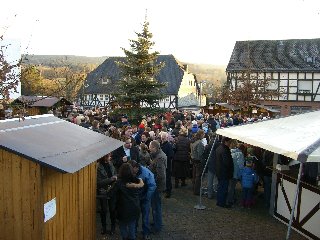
[115,20,166,112]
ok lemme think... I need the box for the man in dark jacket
[214,136,234,208]
[207,114,217,132]
[112,136,140,171]
[160,132,174,198]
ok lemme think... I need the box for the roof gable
[13,96,72,107]
[227,38,320,72]
[85,54,185,94]
[0,114,123,173]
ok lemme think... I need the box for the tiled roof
[227,38,320,72]
[84,54,185,94]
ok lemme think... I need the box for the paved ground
[96,178,306,240]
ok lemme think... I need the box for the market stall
[216,111,320,240]
[0,114,123,240]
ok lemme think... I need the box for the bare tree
[0,36,21,103]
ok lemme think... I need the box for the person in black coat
[173,128,191,187]
[160,132,174,198]
[112,136,140,171]
[207,114,217,132]
[97,153,117,235]
[214,137,234,208]
[206,134,220,199]
[111,163,144,240]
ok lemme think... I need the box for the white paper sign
[44,198,56,222]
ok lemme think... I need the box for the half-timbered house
[226,38,320,116]
[82,54,205,109]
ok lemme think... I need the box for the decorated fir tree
[114,18,166,117]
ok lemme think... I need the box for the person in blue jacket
[238,158,259,208]
[129,160,156,240]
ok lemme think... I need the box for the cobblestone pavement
[97,178,306,240]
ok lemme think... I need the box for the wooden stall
[202,102,241,116]
[202,102,280,118]
[0,114,123,240]
[12,96,73,116]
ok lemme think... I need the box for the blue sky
[1,0,320,65]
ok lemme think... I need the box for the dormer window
[101,78,110,84]
[305,57,316,63]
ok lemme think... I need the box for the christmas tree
[115,17,167,118]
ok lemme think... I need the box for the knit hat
[246,157,253,167]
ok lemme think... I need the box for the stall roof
[30,97,72,107]
[216,111,320,162]
[13,96,72,107]
[215,103,241,111]
[0,114,124,173]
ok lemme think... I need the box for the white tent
[216,110,320,239]
[216,110,320,162]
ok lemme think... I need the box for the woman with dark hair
[97,153,117,235]
[141,132,152,147]
[112,163,144,240]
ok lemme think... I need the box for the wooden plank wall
[42,162,97,240]
[0,149,42,240]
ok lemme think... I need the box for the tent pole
[286,162,303,240]
[269,153,279,215]
[194,135,218,210]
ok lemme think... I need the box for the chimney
[183,64,189,72]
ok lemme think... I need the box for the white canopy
[216,111,320,162]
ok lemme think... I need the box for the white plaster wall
[314,73,320,79]
[178,72,198,98]
[298,73,305,79]
[306,73,313,79]
[280,73,288,79]
[289,73,297,79]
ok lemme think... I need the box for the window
[104,95,109,101]
[290,106,311,114]
[101,78,110,84]
[266,80,278,90]
[298,80,312,93]
[99,95,104,101]
[306,57,313,63]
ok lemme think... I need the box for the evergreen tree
[115,19,166,116]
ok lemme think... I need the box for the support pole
[286,162,303,240]
[194,135,218,210]
[269,153,279,215]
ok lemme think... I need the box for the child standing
[239,158,259,208]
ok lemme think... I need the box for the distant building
[226,38,320,116]
[82,54,206,109]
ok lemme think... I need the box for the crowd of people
[61,108,277,240]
